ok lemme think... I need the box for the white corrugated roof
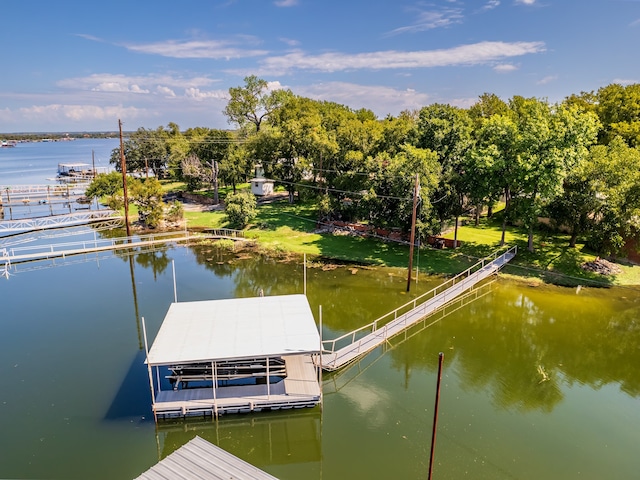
[135,435,279,480]
[146,294,320,365]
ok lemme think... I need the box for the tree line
[109,77,640,254]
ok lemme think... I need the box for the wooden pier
[320,246,517,371]
[136,435,279,480]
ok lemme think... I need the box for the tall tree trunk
[528,188,539,253]
[500,188,510,246]
[500,216,507,246]
[569,226,578,248]
[454,215,459,248]
[475,202,481,226]
[212,160,219,205]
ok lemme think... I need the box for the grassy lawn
[173,181,640,286]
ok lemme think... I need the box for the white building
[250,164,274,196]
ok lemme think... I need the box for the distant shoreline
[0,132,126,141]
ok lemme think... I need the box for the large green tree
[414,104,474,245]
[110,127,169,178]
[509,97,599,252]
[223,75,292,133]
[596,83,640,147]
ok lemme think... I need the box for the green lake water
[1,241,639,479]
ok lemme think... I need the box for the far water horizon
[0,138,119,187]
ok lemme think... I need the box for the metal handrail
[321,245,517,354]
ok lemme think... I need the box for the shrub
[225,190,257,228]
[165,200,184,222]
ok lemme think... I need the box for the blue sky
[1,0,639,133]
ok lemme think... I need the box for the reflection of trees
[188,244,236,278]
[387,282,640,413]
[136,249,171,279]
[306,267,441,333]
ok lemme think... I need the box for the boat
[57,162,107,181]
[1,140,17,148]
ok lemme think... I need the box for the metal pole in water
[319,305,323,408]
[172,259,177,302]
[428,352,444,480]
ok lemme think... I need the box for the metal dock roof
[135,435,279,480]
[146,294,320,365]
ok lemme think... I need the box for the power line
[265,175,413,201]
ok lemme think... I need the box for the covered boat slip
[144,294,322,419]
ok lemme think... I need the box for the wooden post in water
[406,174,420,292]
[428,352,444,480]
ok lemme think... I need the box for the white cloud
[246,41,545,75]
[494,63,518,73]
[537,75,557,85]
[274,0,298,6]
[482,1,500,10]
[58,73,218,95]
[515,0,536,4]
[184,88,228,100]
[279,37,301,47]
[387,6,464,35]
[124,39,268,59]
[296,81,430,116]
[611,78,638,86]
[631,18,640,27]
[449,97,480,109]
[18,104,147,122]
[156,86,176,97]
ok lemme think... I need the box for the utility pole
[406,173,420,292]
[428,352,445,480]
[119,119,131,238]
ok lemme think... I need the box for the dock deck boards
[135,435,278,480]
[153,354,320,417]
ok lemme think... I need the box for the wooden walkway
[136,435,279,480]
[320,246,517,371]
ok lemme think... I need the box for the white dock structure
[136,436,279,480]
[144,294,322,419]
[0,229,247,268]
[0,210,120,233]
[320,246,517,371]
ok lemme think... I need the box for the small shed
[250,164,274,196]
[144,294,322,419]
[250,177,274,196]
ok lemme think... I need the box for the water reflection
[383,282,640,414]
[156,410,322,474]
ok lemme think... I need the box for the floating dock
[144,294,322,419]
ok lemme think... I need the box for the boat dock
[0,229,248,268]
[136,435,279,480]
[144,294,322,420]
[0,210,120,234]
[320,246,517,371]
